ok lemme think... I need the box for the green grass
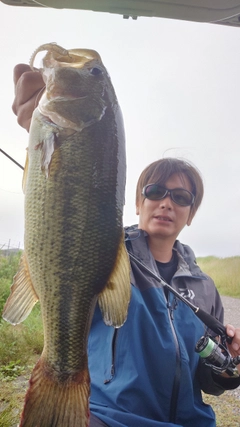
[197,256,240,298]
[0,252,43,426]
[0,253,43,367]
[203,392,240,426]
[0,253,239,426]
[0,252,22,314]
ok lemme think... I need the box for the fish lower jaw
[37,106,83,132]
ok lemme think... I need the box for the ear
[136,204,140,215]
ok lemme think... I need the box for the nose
[158,194,173,209]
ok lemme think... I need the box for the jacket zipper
[104,255,183,422]
[126,245,206,423]
[167,294,181,423]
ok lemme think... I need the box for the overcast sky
[0,2,240,257]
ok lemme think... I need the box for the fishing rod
[128,252,230,341]
[0,148,24,170]
[128,252,240,377]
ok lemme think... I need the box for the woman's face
[136,173,193,244]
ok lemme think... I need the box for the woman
[88,158,240,427]
[12,65,240,427]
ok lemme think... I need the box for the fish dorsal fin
[98,233,131,328]
[2,253,39,325]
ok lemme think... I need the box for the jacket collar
[125,224,208,280]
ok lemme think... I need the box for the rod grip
[195,308,232,344]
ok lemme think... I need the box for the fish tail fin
[19,358,90,427]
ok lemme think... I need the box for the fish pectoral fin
[39,131,56,177]
[2,253,39,325]
[98,234,131,328]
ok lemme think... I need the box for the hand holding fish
[12,63,45,131]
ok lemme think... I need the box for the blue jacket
[88,227,225,427]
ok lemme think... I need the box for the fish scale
[3,43,131,426]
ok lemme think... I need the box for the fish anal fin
[19,358,90,427]
[2,253,39,325]
[98,233,131,328]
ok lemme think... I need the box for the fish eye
[90,67,103,76]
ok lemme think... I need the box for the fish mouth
[31,43,107,132]
[45,48,102,69]
[30,43,102,71]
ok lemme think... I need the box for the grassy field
[0,253,239,426]
[0,252,43,427]
[197,256,240,298]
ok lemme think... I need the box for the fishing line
[0,187,22,194]
[0,148,24,170]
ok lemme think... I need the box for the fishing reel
[195,334,240,377]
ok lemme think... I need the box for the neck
[147,236,175,263]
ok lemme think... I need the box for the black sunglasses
[142,184,195,207]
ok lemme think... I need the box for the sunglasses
[142,184,195,207]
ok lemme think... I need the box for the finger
[13,64,32,86]
[16,97,38,132]
[12,73,45,132]
[225,324,235,338]
[13,69,45,105]
[226,324,240,355]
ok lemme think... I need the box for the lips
[154,215,172,222]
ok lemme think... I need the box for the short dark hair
[136,158,204,220]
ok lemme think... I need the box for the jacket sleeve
[197,360,225,396]
[209,280,224,325]
[197,359,240,395]
[197,281,240,393]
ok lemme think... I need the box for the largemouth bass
[3,43,131,427]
